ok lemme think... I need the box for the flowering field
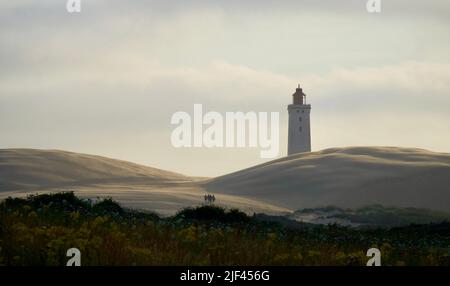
[0,192,449,266]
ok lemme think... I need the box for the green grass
[0,192,449,266]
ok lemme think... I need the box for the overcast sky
[1,0,450,176]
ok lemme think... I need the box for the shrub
[175,205,249,224]
[92,198,124,216]
[1,192,450,266]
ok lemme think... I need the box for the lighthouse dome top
[292,84,307,105]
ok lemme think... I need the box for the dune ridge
[1,147,449,214]
[0,148,190,191]
[206,147,450,211]
[0,148,288,215]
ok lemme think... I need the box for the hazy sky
[1,0,450,176]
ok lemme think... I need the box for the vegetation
[293,205,450,227]
[0,192,449,266]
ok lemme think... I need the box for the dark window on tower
[299,117,302,122]
[299,127,302,132]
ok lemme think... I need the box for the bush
[1,192,450,266]
[3,192,90,212]
[92,198,124,215]
[175,205,250,224]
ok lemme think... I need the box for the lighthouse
[287,84,311,155]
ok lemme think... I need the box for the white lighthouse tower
[288,84,311,155]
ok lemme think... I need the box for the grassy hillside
[1,192,449,266]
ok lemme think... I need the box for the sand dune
[205,147,450,211]
[1,147,449,215]
[0,149,190,191]
[0,149,288,215]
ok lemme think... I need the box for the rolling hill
[0,149,288,215]
[1,147,450,215]
[0,148,190,191]
[205,147,450,212]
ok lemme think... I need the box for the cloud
[306,62,450,95]
[300,61,450,115]
[4,56,448,113]
[1,0,450,176]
